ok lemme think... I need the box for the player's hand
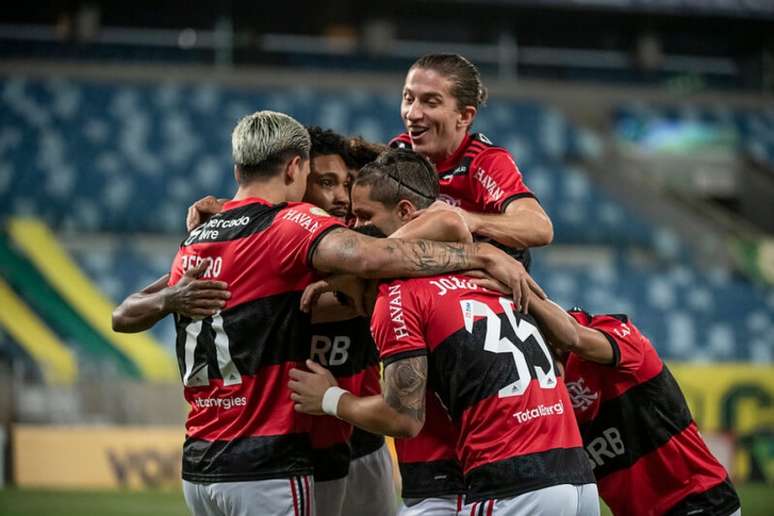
[464,270,510,295]
[301,275,367,315]
[186,195,227,232]
[165,259,230,318]
[413,200,475,232]
[479,243,546,313]
[300,280,334,313]
[289,360,338,416]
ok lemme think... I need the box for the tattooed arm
[289,356,427,438]
[312,227,545,311]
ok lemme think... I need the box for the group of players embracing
[113,54,741,516]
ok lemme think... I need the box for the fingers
[186,299,228,311]
[527,275,547,300]
[305,359,329,374]
[188,288,231,300]
[520,276,530,314]
[189,280,229,290]
[511,275,523,313]
[187,195,225,231]
[289,368,312,381]
[184,258,212,278]
[186,205,201,232]
[300,281,331,313]
[470,278,509,294]
[181,307,222,318]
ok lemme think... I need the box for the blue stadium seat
[0,77,770,364]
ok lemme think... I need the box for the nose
[333,184,349,205]
[404,101,423,122]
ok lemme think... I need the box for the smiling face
[303,154,351,220]
[401,67,475,164]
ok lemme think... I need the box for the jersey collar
[435,132,473,172]
[222,197,275,211]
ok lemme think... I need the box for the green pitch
[0,484,771,516]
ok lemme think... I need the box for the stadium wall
[7,364,773,489]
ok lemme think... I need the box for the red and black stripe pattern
[565,311,740,516]
[308,316,383,480]
[372,275,593,503]
[169,198,344,483]
[394,390,466,499]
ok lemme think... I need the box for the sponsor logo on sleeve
[282,209,321,233]
[473,167,504,202]
[387,284,410,339]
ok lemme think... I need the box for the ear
[233,164,241,184]
[458,105,477,130]
[284,155,303,184]
[396,199,416,221]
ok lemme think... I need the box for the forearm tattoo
[327,229,478,276]
[384,356,427,423]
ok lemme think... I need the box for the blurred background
[0,0,772,514]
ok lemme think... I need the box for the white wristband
[321,386,348,418]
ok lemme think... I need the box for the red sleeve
[370,280,428,366]
[273,203,345,273]
[587,315,648,373]
[470,148,535,213]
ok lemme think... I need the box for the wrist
[321,386,349,418]
[464,210,481,233]
[160,285,179,314]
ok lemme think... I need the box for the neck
[434,130,468,164]
[234,178,290,204]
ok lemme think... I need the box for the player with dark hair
[303,128,397,516]
[529,305,742,516]
[291,148,596,515]
[391,53,553,270]
[304,126,352,220]
[344,136,388,176]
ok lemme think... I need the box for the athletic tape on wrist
[321,386,348,417]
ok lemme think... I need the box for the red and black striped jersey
[307,316,384,481]
[168,197,343,483]
[393,389,465,499]
[371,274,593,503]
[565,310,740,516]
[390,132,535,270]
[389,132,535,214]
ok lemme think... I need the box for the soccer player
[390,53,553,269]
[533,306,742,516]
[291,149,597,516]
[302,127,396,516]
[166,111,537,516]
[348,151,469,515]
